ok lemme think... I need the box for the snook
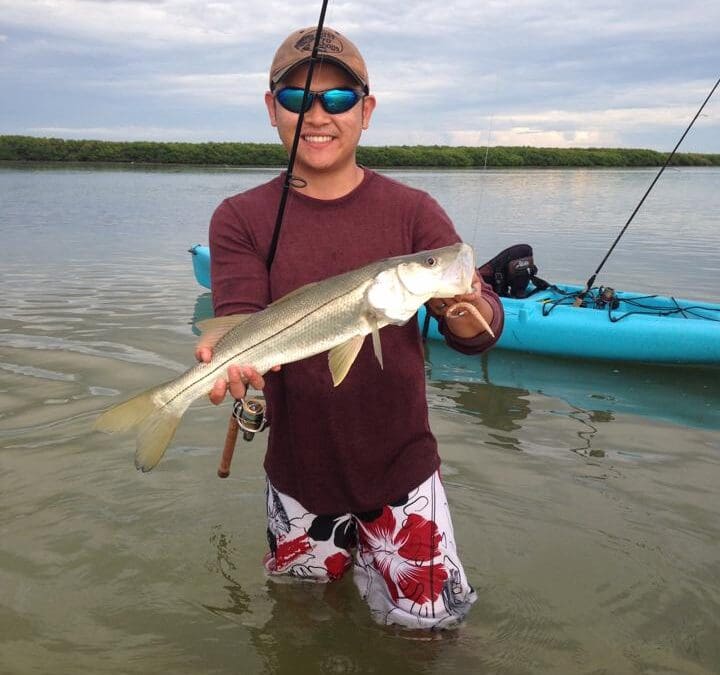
[95,243,475,471]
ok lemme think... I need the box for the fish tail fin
[95,389,159,433]
[133,401,191,472]
[95,387,191,472]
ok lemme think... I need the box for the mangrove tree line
[1,135,719,168]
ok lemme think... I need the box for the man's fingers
[207,364,273,404]
[226,366,247,400]
[429,298,452,317]
[208,377,229,405]
[244,367,265,391]
[196,346,213,363]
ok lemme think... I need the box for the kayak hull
[189,244,720,365]
[491,286,720,365]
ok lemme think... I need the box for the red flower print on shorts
[359,507,448,605]
[273,534,312,570]
[324,551,351,580]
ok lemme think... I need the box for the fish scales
[95,243,475,471]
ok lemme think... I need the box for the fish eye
[425,256,437,267]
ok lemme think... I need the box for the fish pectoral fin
[328,335,365,387]
[195,314,252,351]
[371,318,383,370]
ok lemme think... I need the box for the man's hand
[195,346,280,404]
[427,271,495,339]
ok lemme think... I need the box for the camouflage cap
[269,26,369,93]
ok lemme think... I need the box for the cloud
[448,128,619,148]
[79,71,269,107]
[1,0,234,47]
[0,0,316,48]
[1,1,719,150]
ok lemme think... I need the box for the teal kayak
[189,244,720,365]
[188,293,720,430]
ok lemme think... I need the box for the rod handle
[217,412,240,478]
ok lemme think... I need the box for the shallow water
[1,165,719,674]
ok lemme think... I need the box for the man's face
[265,62,376,178]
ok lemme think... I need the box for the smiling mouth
[302,135,334,144]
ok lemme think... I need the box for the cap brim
[271,56,368,93]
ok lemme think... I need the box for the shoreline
[3,160,720,173]
[2,135,719,168]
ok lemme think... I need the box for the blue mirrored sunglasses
[275,87,363,115]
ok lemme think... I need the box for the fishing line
[266,0,331,270]
[578,75,720,299]
[423,78,497,342]
[468,73,498,253]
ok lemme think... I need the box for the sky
[1,0,719,152]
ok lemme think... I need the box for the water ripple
[2,165,719,675]
[0,333,186,372]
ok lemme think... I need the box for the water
[1,164,719,674]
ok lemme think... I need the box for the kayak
[188,292,720,430]
[189,244,720,365]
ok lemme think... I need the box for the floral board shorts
[264,470,477,630]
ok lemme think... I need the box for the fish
[95,242,476,472]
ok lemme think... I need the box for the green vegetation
[1,135,719,168]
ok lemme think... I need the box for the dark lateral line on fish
[165,288,359,407]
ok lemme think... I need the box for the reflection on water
[191,293,214,335]
[203,526,252,619]
[203,524,494,675]
[1,166,720,674]
[565,408,614,457]
[426,341,720,432]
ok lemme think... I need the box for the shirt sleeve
[436,277,505,354]
[412,191,504,355]
[209,198,270,317]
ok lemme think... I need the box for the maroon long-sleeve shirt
[210,169,503,514]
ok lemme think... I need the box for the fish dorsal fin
[328,335,365,387]
[195,314,252,352]
[370,317,383,370]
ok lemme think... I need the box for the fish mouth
[440,243,475,295]
[458,243,476,291]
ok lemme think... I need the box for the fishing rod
[577,75,720,300]
[266,0,330,269]
[218,1,331,478]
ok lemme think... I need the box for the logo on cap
[294,29,343,54]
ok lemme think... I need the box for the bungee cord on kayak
[540,286,720,323]
[482,77,720,332]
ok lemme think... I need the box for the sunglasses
[274,87,364,115]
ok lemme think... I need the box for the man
[197,26,504,629]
